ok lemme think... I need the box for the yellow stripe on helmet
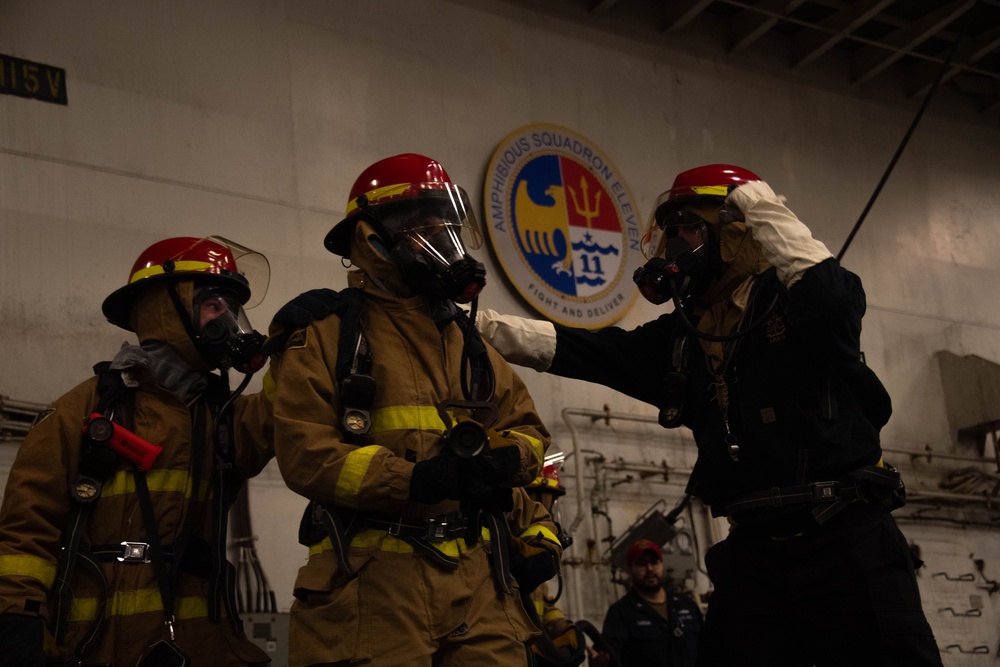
[129,260,216,283]
[345,182,412,216]
[690,185,730,197]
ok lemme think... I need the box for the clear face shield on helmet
[633,196,715,305]
[364,184,487,303]
[209,235,270,310]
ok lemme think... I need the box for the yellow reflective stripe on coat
[543,606,567,624]
[518,524,561,547]
[100,469,211,500]
[367,405,542,464]
[370,406,449,433]
[262,369,276,403]
[507,429,545,465]
[533,599,567,623]
[0,554,57,587]
[69,591,208,621]
[333,446,382,508]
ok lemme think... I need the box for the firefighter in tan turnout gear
[0,236,274,666]
[264,153,552,666]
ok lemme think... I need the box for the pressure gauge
[674,530,694,556]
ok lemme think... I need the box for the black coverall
[601,587,702,667]
[548,258,943,667]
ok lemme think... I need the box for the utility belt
[301,501,516,594]
[353,511,471,542]
[713,464,906,527]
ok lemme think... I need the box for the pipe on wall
[558,406,696,622]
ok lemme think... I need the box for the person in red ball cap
[588,539,702,667]
[626,539,663,568]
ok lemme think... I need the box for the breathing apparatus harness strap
[277,288,512,583]
[49,362,130,656]
[51,363,244,659]
[658,334,691,429]
[201,376,248,634]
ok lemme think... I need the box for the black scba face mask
[194,288,266,373]
[391,242,486,304]
[388,223,486,304]
[633,234,710,305]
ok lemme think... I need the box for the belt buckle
[118,541,151,563]
[812,481,838,501]
[425,515,450,542]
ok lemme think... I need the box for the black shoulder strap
[51,362,133,654]
[265,287,375,442]
[262,287,350,356]
[92,361,132,414]
[333,288,367,382]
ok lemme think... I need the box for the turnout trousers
[696,503,943,667]
[289,539,535,666]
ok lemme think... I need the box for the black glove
[510,535,560,593]
[481,425,527,487]
[409,453,495,505]
[0,613,47,667]
[449,416,526,488]
[262,288,342,355]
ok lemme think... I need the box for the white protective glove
[475,309,557,372]
[727,181,833,288]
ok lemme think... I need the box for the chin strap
[166,283,201,343]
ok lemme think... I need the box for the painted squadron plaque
[484,124,642,328]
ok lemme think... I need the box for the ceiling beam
[790,0,895,71]
[660,0,714,32]
[907,25,1000,98]
[589,0,621,15]
[729,0,807,53]
[851,0,976,86]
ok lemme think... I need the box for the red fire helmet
[102,236,268,331]
[652,164,761,225]
[324,153,481,257]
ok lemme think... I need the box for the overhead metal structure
[503,0,1000,115]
